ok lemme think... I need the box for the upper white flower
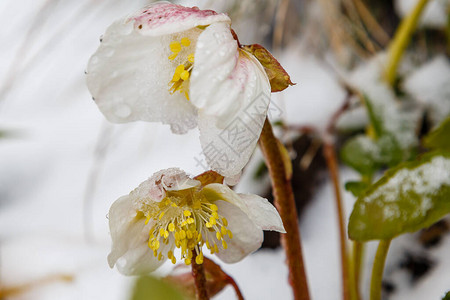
[107,168,285,275]
[86,2,271,177]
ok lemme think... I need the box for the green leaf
[364,95,383,138]
[442,291,450,300]
[242,44,294,92]
[340,136,382,176]
[423,115,450,151]
[130,275,185,300]
[345,181,370,197]
[348,152,450,241]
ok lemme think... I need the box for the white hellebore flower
[86,2,271,177]
[107,168,285,275]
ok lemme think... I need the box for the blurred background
[0,0,449,299]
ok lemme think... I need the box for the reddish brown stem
[259,119,310,300]
[226,276,245,300]
[191,252,209,300]
[323,142,350,300]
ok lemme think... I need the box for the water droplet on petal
[114,104,131,118]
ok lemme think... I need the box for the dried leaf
[242,44,294,92]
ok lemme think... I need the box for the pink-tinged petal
[130,2,230,36]
[238,194,285,233]
[189,23,271,176]
[130,168,200,205]
[214,200,263,263]
[86,19,197,134]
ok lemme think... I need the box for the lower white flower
[107,168,285,275]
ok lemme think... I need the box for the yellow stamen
[172,72,180,82]
[187,53,195,63]
[222,240,228,249]
[168,53,178,60]
[183,210,191,217]
[158,212,165,220]
[168,223,175,232]
[195,252,204,264]
[170,41,181,53]
[221,226,227,236]
[222,217,228,226]
[227,230,233,239]
[181,37,191,47]
[216,232,222,240]
[185,258,191,265]
[180,70,190,81]
[210,204,218,211]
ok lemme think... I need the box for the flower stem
[226,276,245,300]
[370,239,391,300]
[350,241,364,300]
[323,142,350,300]
[385,0,430,86]
[259,118,310,300]
[191,252,209,300]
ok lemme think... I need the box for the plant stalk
[191,252,209,300]
[323,142,350,300]
[351,241,364,300]
[259,118,310,300]
[370,239,392,300]
[385,0,430,86]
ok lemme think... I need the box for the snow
[403,55,450,126]
[394,0,449,29]
[273,51,347,134]
[365,155,450,205]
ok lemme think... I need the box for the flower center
[167,37,195,101]
[144,188,233,265]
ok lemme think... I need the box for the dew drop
[114,104,132,118]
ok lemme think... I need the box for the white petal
[107,195,162,275]
[202,184,285,233]
[238,194,285,233]
[202,183,248,213]
[115,243,166,276]
[86,18,197,134]
[129,2,230,36]
[190,23,271,176]
[214,200,263,263]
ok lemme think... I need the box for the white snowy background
[1,0,449,299]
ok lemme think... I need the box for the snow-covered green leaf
[423,115,450,151]
[341,136,382,176]
[349,152,450,241]
[345,181,370,197]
